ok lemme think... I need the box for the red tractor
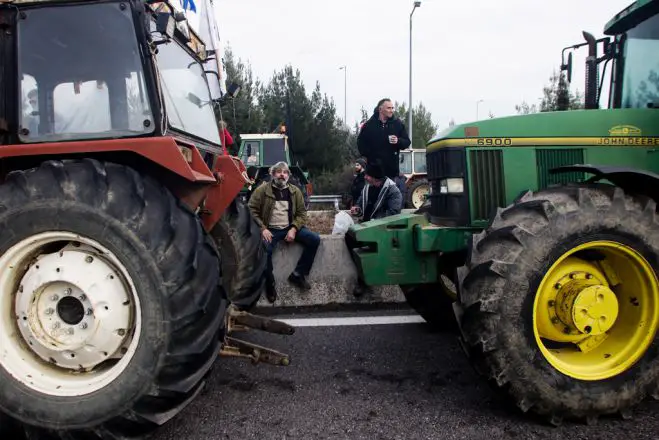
[0,0,293,438]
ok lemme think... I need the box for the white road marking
[278,315,425,327]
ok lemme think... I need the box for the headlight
[439,178,464,194]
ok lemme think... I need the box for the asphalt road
[154,309,659,440]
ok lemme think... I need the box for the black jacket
[357,113,411,179]
[350,171,365,205]
[356,177,403,221]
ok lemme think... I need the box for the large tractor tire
[456,183,659,424]
[212,198,266,310]
[0,159,226,438]
[406,178,430,210]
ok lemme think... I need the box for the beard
[273,177,288,188]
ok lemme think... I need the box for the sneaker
[288,272,311,290]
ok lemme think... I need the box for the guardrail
[308,194,342,210]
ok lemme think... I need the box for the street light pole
[409,1,421,147]
[476,99,484,120]
[339,65,347,126]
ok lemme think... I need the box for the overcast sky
[214,0,632,132]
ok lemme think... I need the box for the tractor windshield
[413,151,427,174]
[620,12,659,108]
[18,3,153,142]
[400,151,413,175]
[152,23,221,145]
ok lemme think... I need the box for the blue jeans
[265,226,320,281]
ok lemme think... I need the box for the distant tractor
[348,0,659,424]
[399,148,429,209]
[0,0,293,438]
[238,130,312,207]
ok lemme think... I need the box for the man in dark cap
[346,162,402,297]
[350,162,402,222]
[349,158,367,207]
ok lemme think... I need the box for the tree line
[215,46,439,194]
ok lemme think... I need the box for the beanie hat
[365,162,385,179]
[355,158,367,168]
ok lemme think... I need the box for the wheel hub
[15,245,133,371]
[555,279,619,336]
[412,185,429,208]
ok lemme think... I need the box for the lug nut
[86,308,93,316]
[117,329,126,336]
[45,308,54,315]
[79,322,88,330]
[586,274,593,279]
[555,283,562,289]
[51,294,59,301]
[64,288,72,295]
[51,322,60,330]
[85,256,93,263]
[79,294,87,301]
[66,328,74,335]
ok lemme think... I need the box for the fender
[0,137,248,231]
[550,164,659,202]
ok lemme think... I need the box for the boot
[288,271,311,290]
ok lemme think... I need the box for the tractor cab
[238,131,312,205]
[399,148,429,209]
[10,0,230,170]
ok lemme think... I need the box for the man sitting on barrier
[347,162,402,297]
[248,161,321,302]
[350,162,403,222]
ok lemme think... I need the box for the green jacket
[248,182,308,231]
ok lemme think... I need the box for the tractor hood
[427,108,659,151]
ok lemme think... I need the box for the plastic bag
[332,210,354,235]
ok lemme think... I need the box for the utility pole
[476,99,484,120]
[339,65,347,126]
[409,1,421,146]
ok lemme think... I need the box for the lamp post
[339,65,347,126]
[476,99,484,120]
[409,0,421,146]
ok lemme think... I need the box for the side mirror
[227,82,241,99]
[155,13,175,40]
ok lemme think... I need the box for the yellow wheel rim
[533,240,659,381]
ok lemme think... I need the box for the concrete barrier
[256,234,405,307]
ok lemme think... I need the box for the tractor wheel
[456,183,659,423]
[212,198,266,311]
[402,273,458,331]
[406,178,430,210]
[0,159,226,438]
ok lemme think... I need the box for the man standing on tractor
[248,161,321,302]
[357,98,411,200]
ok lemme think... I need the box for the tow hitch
[219,305,295,366]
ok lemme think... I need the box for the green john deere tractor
[347,0,659,424]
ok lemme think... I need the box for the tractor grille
[536,149,585,189]
[469,150,505,221]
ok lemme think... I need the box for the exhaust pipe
[583,31,599,110]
